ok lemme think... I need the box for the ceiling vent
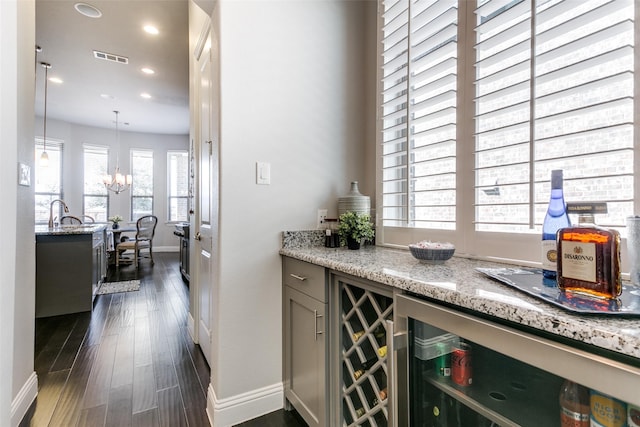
[93,50,128,64]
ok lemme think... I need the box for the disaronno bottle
[557,222,621,299]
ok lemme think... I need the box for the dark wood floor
[22,253,306,427]
[23,253,210,427]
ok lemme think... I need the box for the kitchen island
[280,231,640,426]
[35,224,107,318]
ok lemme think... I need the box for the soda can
[629,404,640,427]
[434,342,451,377]
[590,390,626,427]
[451,343,472,386]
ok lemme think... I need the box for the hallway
[24,253,210,426]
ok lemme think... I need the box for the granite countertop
[35,223,107,236]
[280,231,640,362]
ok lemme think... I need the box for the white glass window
[474,0,634,233]
[380,0,459,230]
[131,149,154,220]
[34,139,63,224]
[379,0,635,264]
[167,150,189,222]
[83,145,109,222]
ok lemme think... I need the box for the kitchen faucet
[48,199,69,228]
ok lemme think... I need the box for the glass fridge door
[395,293,640,427]
[408,318,563,426]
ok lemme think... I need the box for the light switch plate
[256,161,270,185]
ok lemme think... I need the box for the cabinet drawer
[283,257,326,302]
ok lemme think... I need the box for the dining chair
[60,215,82,225]
[82,215,95,223]
[115,215,158,267]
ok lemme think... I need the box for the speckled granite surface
[280,232,640,361]
[35,224,107,235]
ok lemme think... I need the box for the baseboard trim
[11,371,37,427]
[206,382,284,427]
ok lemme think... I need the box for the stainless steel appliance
[391,293,640,426]
[173,223,189,282]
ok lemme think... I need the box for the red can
[451,343,472,386]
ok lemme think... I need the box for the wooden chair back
[136,215,158,242]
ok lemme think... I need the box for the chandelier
[102,110,132,194]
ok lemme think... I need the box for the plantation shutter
[381,0,459,229]
[474,0,634,232]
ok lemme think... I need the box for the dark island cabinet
[36,228,106,318]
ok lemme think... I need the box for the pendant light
[102,110,132,194]
[40,62,51,167]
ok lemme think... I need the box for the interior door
[195,26,218,367]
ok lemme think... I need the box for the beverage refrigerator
[389,292,640,427]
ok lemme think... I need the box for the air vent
[93,50,128,64]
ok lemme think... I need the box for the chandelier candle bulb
[103,111,132,194]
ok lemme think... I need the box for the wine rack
[339,279,393,427]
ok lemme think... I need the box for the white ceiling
[35,0,189,135]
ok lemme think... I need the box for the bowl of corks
[408,241,455,264]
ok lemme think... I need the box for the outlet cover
[317,209,328,229]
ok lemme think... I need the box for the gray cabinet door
[284,285,326,427]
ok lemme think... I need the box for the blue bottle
[542,170,570,281]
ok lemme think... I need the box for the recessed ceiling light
[140,93,152,99]
[141,68,155,75]
[74,3,102,18]
[143,25,159,35]
[49,77,63,84]
[100,94,115,100]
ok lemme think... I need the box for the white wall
[34,117,189,248]
[1,0,38,425]
[202,1,377,424]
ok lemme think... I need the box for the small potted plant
[338,211,375,250]
[108,215,123,229]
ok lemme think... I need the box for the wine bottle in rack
[377,345,387,357]
[373,324,386,346]
[352,324,386,344]
[353,356,378,380]
[372,387,388,407]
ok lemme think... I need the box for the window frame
[82,144,110,222]
[130,149,154,221]
[167,150,189,223]
[34,138,64,224]
[376,0,638,269]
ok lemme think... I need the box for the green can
[434,342,451,377]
